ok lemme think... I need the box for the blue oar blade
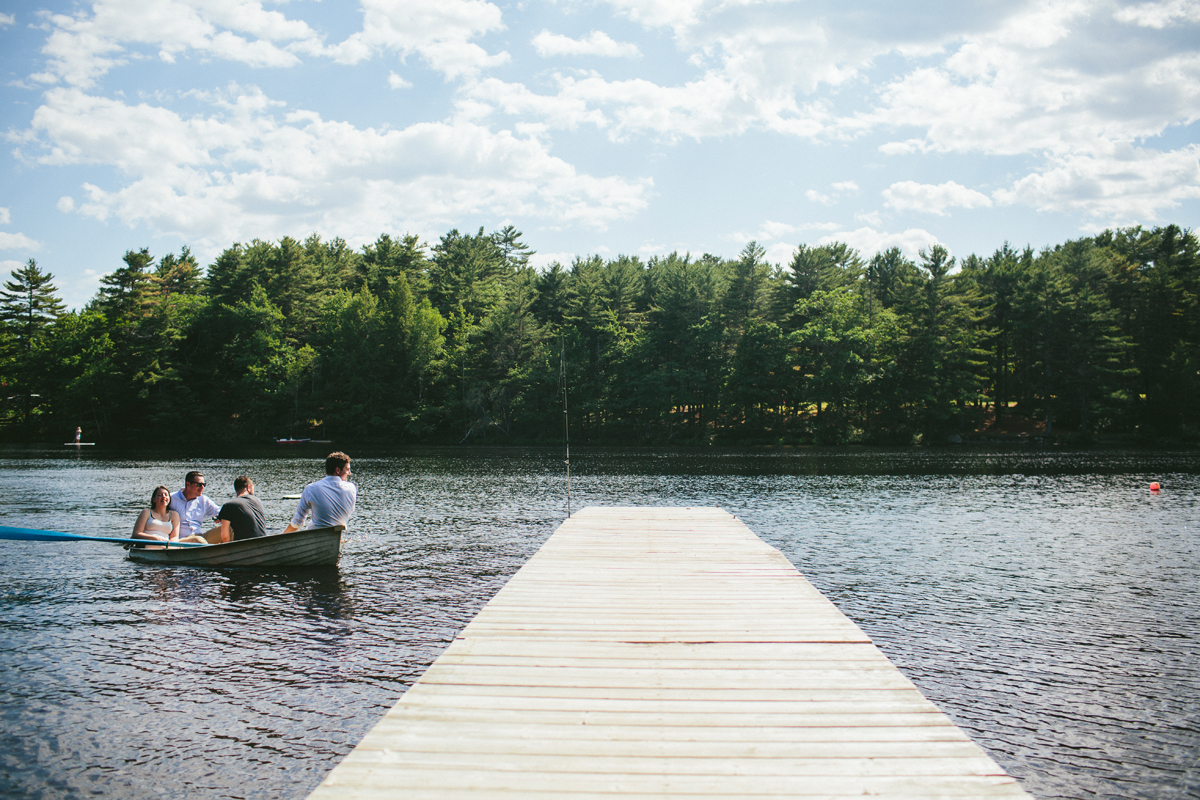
[0,526,87,542]
[0,526,206,547]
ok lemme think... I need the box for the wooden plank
[349,738,991,760]
[334,752,1009,777]
[361,719,975,743]
[308,507,1033,800]
[364,708,967,729]
[316,768,1028,796]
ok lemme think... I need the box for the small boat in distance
[274,437,311,444]
[64,442,96,446]
[126,526,343,567]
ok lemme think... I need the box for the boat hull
[126,526,343,567]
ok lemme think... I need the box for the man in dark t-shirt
[216,476,268,542]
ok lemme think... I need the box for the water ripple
[0,447,1196,799]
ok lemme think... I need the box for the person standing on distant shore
[74,426,81,444]
[214,476,267,542]
[283,452,356,532]
[169,471,221,542]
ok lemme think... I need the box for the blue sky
[2,0,1198,308]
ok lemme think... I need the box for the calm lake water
[0,446,1197,799]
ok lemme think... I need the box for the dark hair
[185,471,205,485]
[150,485,171,509]
[325,451,351,475]
[234,475,253,494]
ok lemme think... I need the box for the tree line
[1,223,1197,446]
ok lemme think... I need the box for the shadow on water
[128,564,355,620]
[213,568,354,621]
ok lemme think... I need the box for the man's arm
[283,490,311,534]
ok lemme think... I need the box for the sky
[1,0,1198,309]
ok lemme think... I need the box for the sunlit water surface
[0,446,1196,799]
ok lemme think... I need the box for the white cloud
[533,30,640,58]
[803,181,858,206]
[18,85,651,257]
[465,69,829,142]
[865,3,1200,158]
[1115,0,1200,28]
[327,0,508,78]
[0,13,15,27]
[994,143,1200,223]
[843,1,1200,224]
[461,77,610,131]
[0,207,10,224]
[883,180,993,215]
[757,220,800,239]
[58,268,109,310]
[530,251,576,270]
[818,226,942,260]
[37,0,328,88]
[57,197,76,213]
[763,241,796,265]
[0,232,42,250]
[34,0,510,89]
[465,15,851,141]
[731,219,839,244]
[11,0,1200,276]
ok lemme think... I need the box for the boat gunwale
[125,525,344,567]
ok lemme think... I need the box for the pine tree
[1,259,66,354]
[0,259,66,435]
[152,247,204,297]
[97,248,155,323]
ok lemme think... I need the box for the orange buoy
[1149,482,1161,493]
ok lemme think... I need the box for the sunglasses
[189,481,206,488]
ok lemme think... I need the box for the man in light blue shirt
[169,471,221,542]
[284,452,356,532]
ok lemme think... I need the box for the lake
[0,446,1196,799]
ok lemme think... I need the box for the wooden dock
[308,507,1033,799]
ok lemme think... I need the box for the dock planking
[308,506,1033,799]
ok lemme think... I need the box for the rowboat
[125,526,343,567]
[275,437,311,444]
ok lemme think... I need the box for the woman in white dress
[132,486,181,543]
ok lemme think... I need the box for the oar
[0,526,207,547]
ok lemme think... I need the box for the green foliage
[0,259,66,436]
[4,224,1197,444]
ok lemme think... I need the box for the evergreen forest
[1,224,1197,446]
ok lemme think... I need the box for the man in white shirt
[169,471,221,542]
[284,452,356,532]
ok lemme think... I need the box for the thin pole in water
[560,334,571,518]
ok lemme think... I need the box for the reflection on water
[0,446,1197,800]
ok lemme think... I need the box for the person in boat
[169,471,221,544]
[131,486,181,543]
[283,451,356,533]
[213,476,268,542]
